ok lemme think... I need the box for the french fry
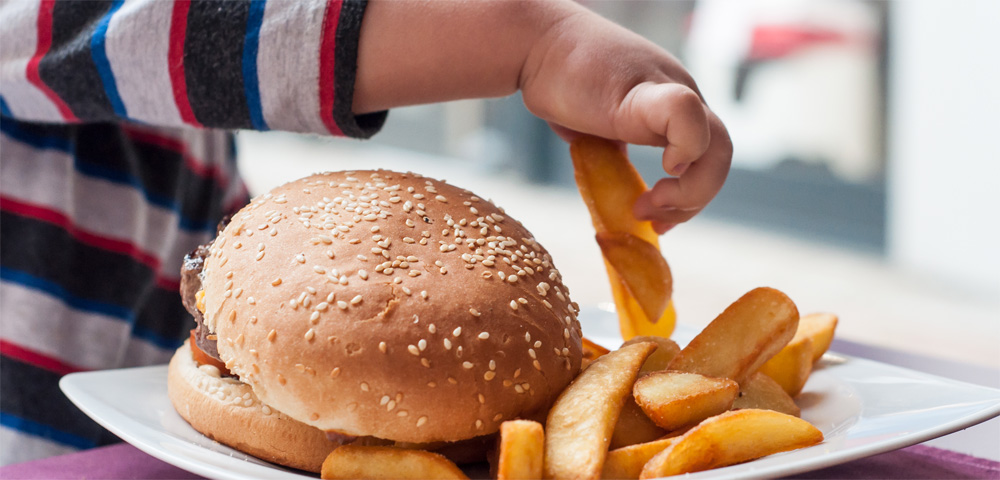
[758,335,814,397]
[610,396,667,450]
[602,436,679,480]
[496,420,544,480]
[732,372,800,417]
[570,137,676,339]
[544,341,658,480]
[623,336,681,373]
[581,337,611,370]
[796,313,839,362]
[668,287,799,384]
[321,446,468,480]
[633,371,739,431]
[597,232,673,327]
[638,409,823,478]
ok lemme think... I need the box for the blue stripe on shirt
[243,0,269,131]
[0,413,96,450]
[0,120,213,233]
[90,0,128,119]
[0,268,182,350]
[0,97,12,117]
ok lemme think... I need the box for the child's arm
[354,0,732,231]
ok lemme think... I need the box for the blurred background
[237,0,998,384]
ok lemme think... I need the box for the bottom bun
[167,340,342,472]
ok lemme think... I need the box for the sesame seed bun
[167,340,343,472]
[200,170,583,444]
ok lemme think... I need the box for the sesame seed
[380,395,390,406]
[443,338,452,350]
[267,330,277,342]
[418,339,427,351]
[507,275,518,283]
[534,341,542,348]
[316,302,329,312]
[417,416,428,427]
[533,360,542,370]
[305,329,316,341]
[271,278,282,286]
[542,300,553,308]
[463,362,474,369]
[427,382,437,388]
[313,265,326,274]
[337,301,349,310]
[564,328,570,339]
[428,324,437,334]
[421,358,431,367]
[528,349,536,359]
[310,311,320,322]
[350,295,363,305]
[277,374,286,385]
[476,420,483,429]
[469,308,481,317]
[453,327,462,336]
[360,382,370,392]
[421,290,429,299]
[448,377,458,384]
[510,301,518,311]
[478,332,490,340]
[518,297,528,305]
[330,368,341,378]
[408,345,420,356]
[484,371,497,381]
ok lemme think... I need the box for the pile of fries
[318,139,838,479]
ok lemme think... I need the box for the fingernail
[671,162,691,176]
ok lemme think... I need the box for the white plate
[60,308,1000,480]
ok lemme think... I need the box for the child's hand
[519,5,733,233]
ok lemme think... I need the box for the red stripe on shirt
[0,195,181,292]
[0,339,88,375]
[318,0,344,136]
[168,0,202,128]
[25,0,78,122]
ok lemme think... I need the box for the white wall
[887,0,1000,297]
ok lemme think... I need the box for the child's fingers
[616,82,711,174]
[632,111,732,226]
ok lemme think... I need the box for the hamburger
[169,170,583,472]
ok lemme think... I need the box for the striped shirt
[0,0,385,465]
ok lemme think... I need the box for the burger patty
[180,243,224,365]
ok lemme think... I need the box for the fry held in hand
[639,409,823,478]
[544,341,657,480]
[320,445,468,480]
[570,137,676,339]
[668,287,799,383]
[633,371,739,431]
[597,232,673,328]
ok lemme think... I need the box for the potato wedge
[570,137,676,339]
[597,232,673,326]
[633,371,739,431]
[544,341,657,480]
[321,445,467,480]
[668,287,799,383]
[623,336,681,373]
[496,420,544,480]
[603,436,679,480]
[758,335,814,397]
[639,409,823,478]
[581,336,611,370]
[732,372,800,417]
[610,396,666,450]
[796,313,839,362]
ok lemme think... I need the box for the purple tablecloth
[2,442,998,479]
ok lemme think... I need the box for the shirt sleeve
[0,0,385,139]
